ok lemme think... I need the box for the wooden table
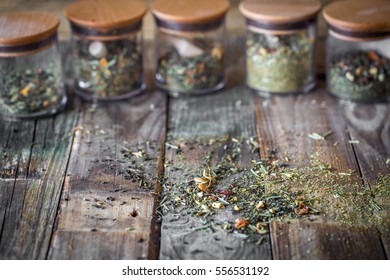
[0,34,389,260]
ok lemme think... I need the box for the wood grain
[341,101,390,258]
[254,85,386,259]
[160,86,272,260]
[322,1,390,33]
[151,0,230,24]
[159,34,272,260]
[47,91,166,259]
[0,108,77,259]
[0,12,59,45]
[64,0,146,29]
[239,0,322,24]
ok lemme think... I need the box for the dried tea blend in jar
[323,0,390,102]
[0,12,66,120]
[65,0,146,101]
[239,0,321,95]
[151,0,229,96]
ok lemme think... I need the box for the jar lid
[239,0,321,27]
[323,0,390,38]
[151,0,229,24]
[0,12,59,46]
[65,0,146,29]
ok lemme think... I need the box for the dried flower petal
[235,218,249,229]
[295,206,310,215]
[198,183,208,191]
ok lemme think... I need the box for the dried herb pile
[73,39,143,98]
[328,50,390,101]
[77,128,389,240]
[0,65,61,115]
[246,30,314,93]
[157,138,390,240]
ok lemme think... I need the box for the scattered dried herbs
[0,64,61,115]
[158,137,390,242]
[73,39,143,99]
[328,50,390,101]
[246,30,314,93]
[156,37,224,93]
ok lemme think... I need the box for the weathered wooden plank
[0,120,36,259]
[160,86,272,260]
[0,108,78,259]
[254,84,386,259]
[48,90,166,259]
[341,101,390,258]
[271,220,385,259]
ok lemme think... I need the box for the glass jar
[323,0,390,102]
[0,12,66,120]
[65,0,146,101]
[151,0,229,96]
[239,0,321,95]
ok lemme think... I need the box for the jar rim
[64,0,146,29]
[153,16,225,33]
[244,17,316,32]
[69,21,142,39]
[0,12,59,46]
[239,0,321,25]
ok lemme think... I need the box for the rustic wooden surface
[254,88,386,259]
[1,0,389,260]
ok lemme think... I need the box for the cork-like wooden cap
[151,0,230,24]
[239,0,321,24]
[0,12,59,46]
[65,0,147,29]
[323,0,390,34]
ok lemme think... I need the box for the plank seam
[147,95,168,260]
[346,122,388,260]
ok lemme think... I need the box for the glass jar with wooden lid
[239,0,321,95]
[323,0,390,102]
[0,12,66,120]
[65,0,147,101]
[151,0,230,96]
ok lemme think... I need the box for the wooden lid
[151,0,230,24]
[239,0,321,24]
[0,12,59,46]
[323,0,390,34]
[65,0,146,29]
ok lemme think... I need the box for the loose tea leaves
[328,50,390,101]
[246,30,314,93]
[156,37,224,93]
[74,39,143,98]
[0,65,61,115]
[158,138,390,241]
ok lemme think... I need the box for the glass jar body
[245,22,317,95]
[154,23,226,96]
[70,27,145,101]
[326,33,390,102]
[0,41,66,120]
